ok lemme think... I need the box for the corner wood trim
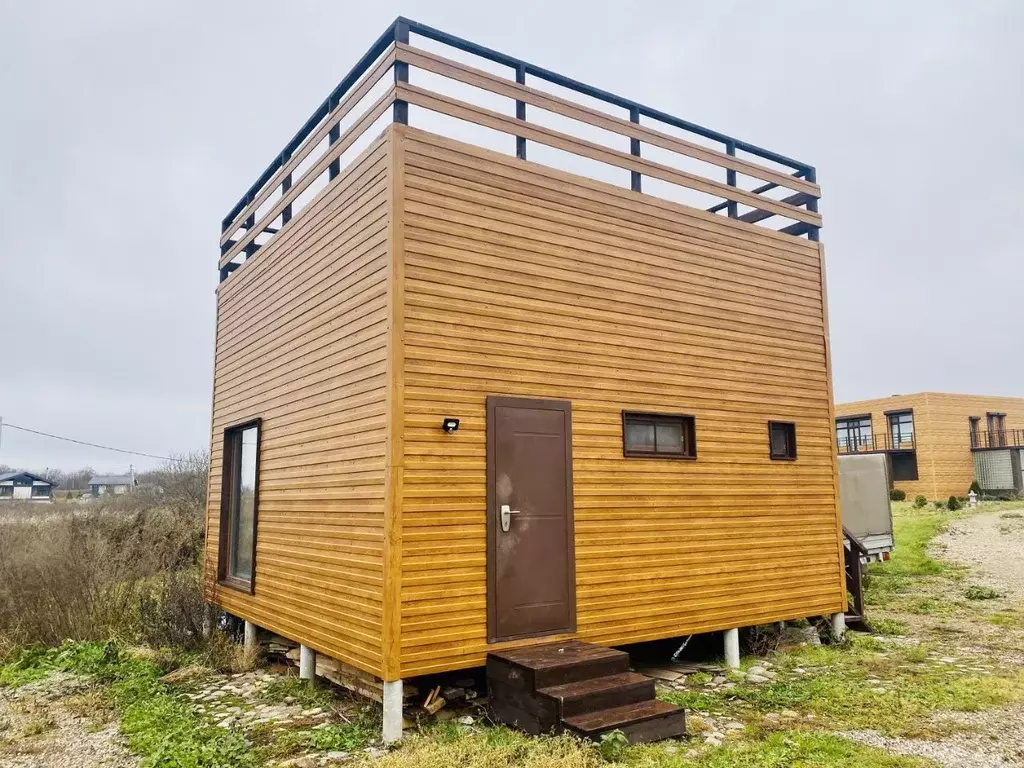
[381,125,406,681]
[817,243,848,614]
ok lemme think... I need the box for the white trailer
[838,453,894,562]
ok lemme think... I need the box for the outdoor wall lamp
[441,418,460,434]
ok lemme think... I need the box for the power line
[0,422,180,463]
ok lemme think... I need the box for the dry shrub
[0,454,213,651]
[741,623,783,656]
[205,630,258,674]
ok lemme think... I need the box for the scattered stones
[746,674,770,684]
[457,715,475,725]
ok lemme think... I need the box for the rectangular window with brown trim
[219,418,261,592]
[622,411,696,458]
[769,421,797,460]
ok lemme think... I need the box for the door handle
[500,504,521,532]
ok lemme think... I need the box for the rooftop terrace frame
[218,17,822,281]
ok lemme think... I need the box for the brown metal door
[487,396,575,642]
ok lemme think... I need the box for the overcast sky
[1,0,1021,472]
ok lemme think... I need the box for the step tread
[538,672,652,702]
[561,699,682,734]
[490,641,627,672]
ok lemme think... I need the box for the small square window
[769,421,797,460]
[623,412,696,458]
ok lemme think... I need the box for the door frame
[486,395,576,643]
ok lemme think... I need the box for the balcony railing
[971,429,1024,450]
[837,433,916,455]
[217,17,822,281]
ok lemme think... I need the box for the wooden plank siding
[394,125,844,678]
[204,130,392,678]
[836,393,1024,500]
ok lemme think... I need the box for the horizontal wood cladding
[395,126,843,677]
[205,130,392,677]
[837,393,1024,499]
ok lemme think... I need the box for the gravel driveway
[937,506,1024,599]
[845,505,1024,767]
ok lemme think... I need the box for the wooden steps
[487,641,686,743]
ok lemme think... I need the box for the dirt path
[0,673,136,768]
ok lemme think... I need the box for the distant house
[0,471,56,502]
[89,473,137,497]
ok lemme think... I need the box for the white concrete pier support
[724,627,740,669]
[831,612,847,642]
[243,620,258,656]
[382,679,404,743]
[299,645,316,680]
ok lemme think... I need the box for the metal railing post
[393,19,410,124]
[805,167,820,241]
[282,172,293,224]
[725,140,737,218]
[515,64,527,160]
[629,107,641,192]
[328,119,341,180]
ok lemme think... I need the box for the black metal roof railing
[219,17,821,280]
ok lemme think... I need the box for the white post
[724,628,740,669]
[243,620,258,655]
[831,612,847,642]
[382,679,404,743]
[299,645,316,680]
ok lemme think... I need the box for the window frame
[885,409,915,450]
[969,416,981,448]
[987,412,1006,447]
[836,414,872,452]
[217,417,262,594]
[768,421,798,460]
[621,411,696,459]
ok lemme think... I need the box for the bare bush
[0,451,213,651]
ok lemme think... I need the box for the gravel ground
[844,506,1024,767]
[936,506,1024,599]
[844,703,1024,767]
[0,673,136,768]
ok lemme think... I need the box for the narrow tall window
[623,412,695,458]
[969,416,981,448]
[220,419,261,590]
[987,412,1006,447]
[887,411,914,450]
[769,421,797,460]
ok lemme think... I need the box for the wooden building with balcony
[204,18,846,740]
[835,392,1024,500]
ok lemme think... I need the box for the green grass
[661,634,1024,738]
[964,585,1003,601]
[0,642,257,768]
[257,675,336,709]
[0,641,378,767]
[353,724,929,768]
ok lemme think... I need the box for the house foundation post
[831,612,847,642]
[299,645,315,680]
[724,628,740,669]
[382,680,403,743]
[243,620,258,655]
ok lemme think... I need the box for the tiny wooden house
[205,18,844,732]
